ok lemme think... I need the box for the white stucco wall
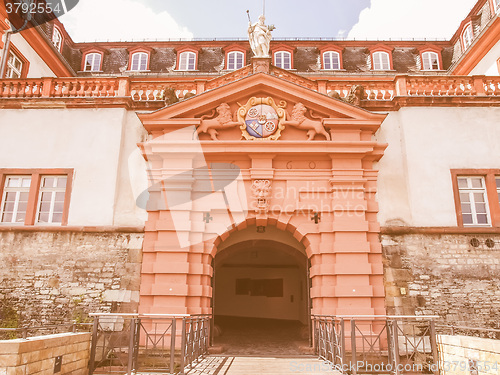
[0,108,147,226]
[376,106,500,227]
[470,39,500,76]
[2,33,57,78]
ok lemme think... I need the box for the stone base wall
[0,230,143,326]
[438,335,500,375]
[382,232,500,328]
[0,332,91,375]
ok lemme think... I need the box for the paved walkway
[186,356,341,375]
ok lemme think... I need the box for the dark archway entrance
[212,226,311,355]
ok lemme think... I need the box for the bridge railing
[88,313,211,375]
[313,315,439,375]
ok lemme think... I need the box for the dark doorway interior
[213,239,310,355]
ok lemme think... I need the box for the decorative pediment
[137,72,387,140]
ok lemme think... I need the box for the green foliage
[0,299,20,339]
[0,300,19,329]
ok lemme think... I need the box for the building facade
[0,0,500,331]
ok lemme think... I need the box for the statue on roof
[247,12,275,58]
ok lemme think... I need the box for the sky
[59,0,479,42]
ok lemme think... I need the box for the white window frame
[372,51,390,70]
[457,176,491,226]
[178,51,196,71]
[274,51,291,69]
[227,51,244,70]
[421,51,440,70]
[52,28,63,52]
[323,51,340,70]
[496,176,500,204]
[130,52,149,71]
[462,24,474,50]
[35,176,67,224]
[6,51,23,78]
[84,53,102,72]
[0,176,31,224]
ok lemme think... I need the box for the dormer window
[322,51,341,70]
[372,51,391,70]
[130,52,148,71]
[462,24,474,50]
[421,51,440,70]
[178,51,197,71]
[227,51,244,70]
[6,51,23,78]
[52,27,63,52]
[274,51,291,69]
[493,0,500,13]
[83,53,102,72]
[4,45,28,78]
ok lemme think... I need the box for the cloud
[348,0,478,40]
[59,0,193,42]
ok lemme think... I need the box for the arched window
[227,51,244,70]
[178,51,196,70]
[84,53,102,72]
[323,51,341,70]
[130,52,148,71]
[421,51,440,70]
[274,51,291,69]
[462,24,474,50]
[372,51,390,70]
[52,27,63,52]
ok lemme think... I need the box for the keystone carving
[282,103,331,140]
[252,180,272,212]
[196,103,241,140]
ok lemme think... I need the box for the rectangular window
[36,176,67,224]
[6,51,23,78]
[274,51,291,69]
[457,176,490,225]
[452,170,500,227]
[84,53,102,72]
[178,52,196,70]
[422,52,440,70]
[496,176,500,203]
[235,278,284,297]
[1,176,31,223]
[372,52,390,70]
[0,170,73,226]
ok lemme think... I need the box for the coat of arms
[238,97,286,140]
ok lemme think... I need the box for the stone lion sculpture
[328,85,366,107]
[282,103,330,141]
[162,87,179,105]
[196,103,240,140]
[344,85,366,106]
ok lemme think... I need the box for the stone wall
[438,335,500,375]
[0,229,143,326]
[382,232,500,328]
[0,332,91,375]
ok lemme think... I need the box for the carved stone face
[259,15,265,24]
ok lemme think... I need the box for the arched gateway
[137,61,388,348]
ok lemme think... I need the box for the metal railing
[436,324,500,339]
[88,313,211,375]
[0,322,92,340]
[313,315,439,375]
